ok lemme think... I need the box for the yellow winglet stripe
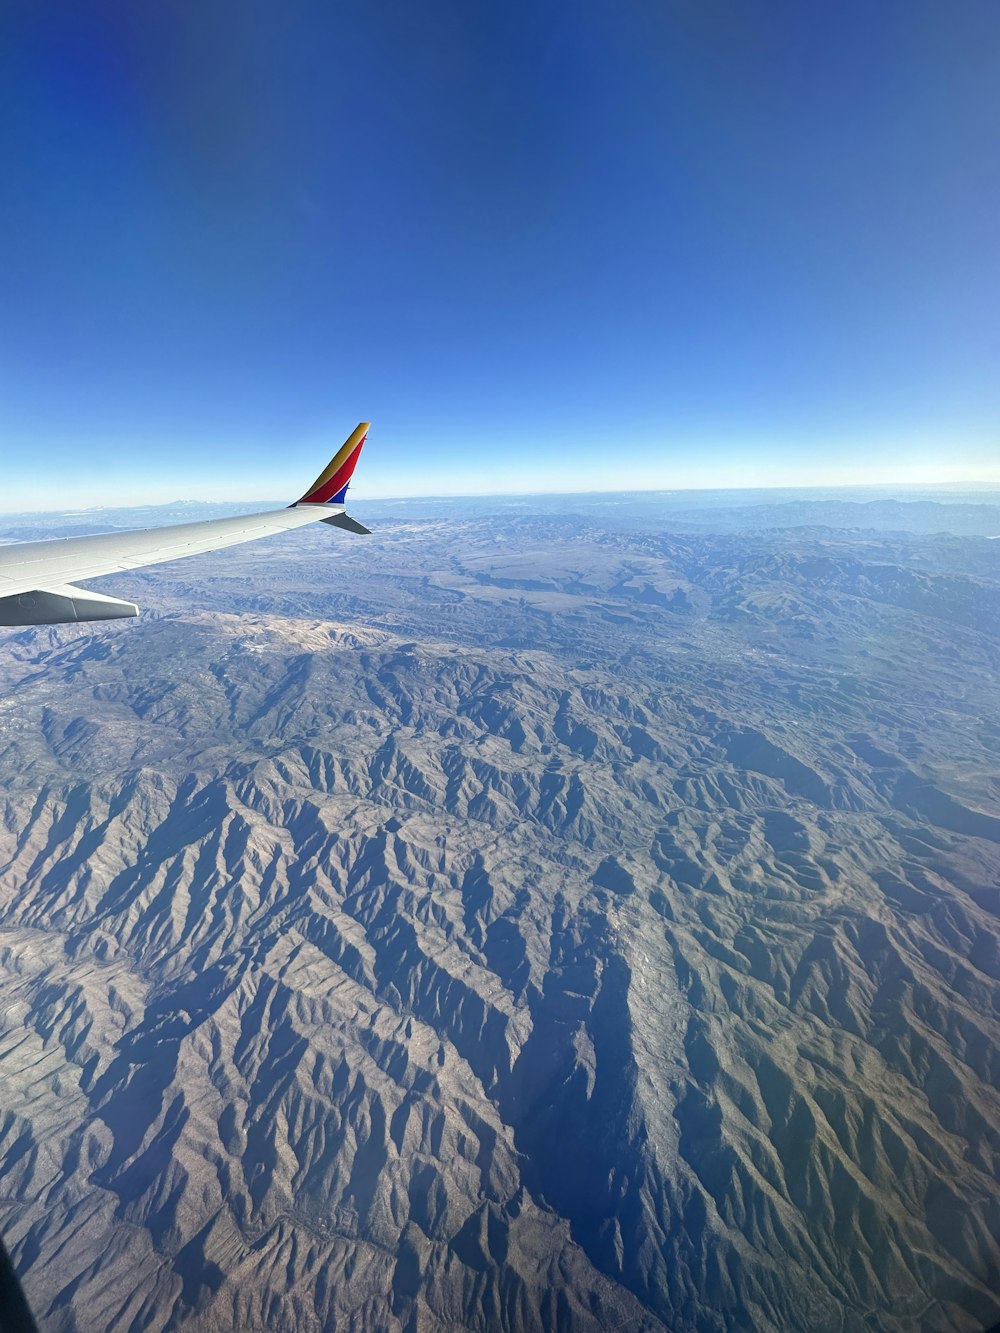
[301,422,370,499]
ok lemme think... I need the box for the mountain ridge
[0,510,998,1331]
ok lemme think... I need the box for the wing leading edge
[0,423,371,626]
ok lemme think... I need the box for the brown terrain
[0,495,998,1331]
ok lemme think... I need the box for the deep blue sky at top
[1,0,998,505]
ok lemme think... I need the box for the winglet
[297,422,370,506]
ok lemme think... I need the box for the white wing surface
[0,423,371,626]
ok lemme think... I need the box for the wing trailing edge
[321,512,372,535]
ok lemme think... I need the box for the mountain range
[0,494,998,1331]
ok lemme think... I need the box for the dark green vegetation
[0,498,998,1331]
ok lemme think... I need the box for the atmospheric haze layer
[0,490,999,1333]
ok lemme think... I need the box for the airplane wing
[0,422,372,626]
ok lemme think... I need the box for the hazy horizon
[5,467,1000,516]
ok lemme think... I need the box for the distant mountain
[4,485,1000,541]
[0,508,998,1331]
[678,497,1000,536]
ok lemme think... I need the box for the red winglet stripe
[301,438,366,504]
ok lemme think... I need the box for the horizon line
[3,475,1000,518]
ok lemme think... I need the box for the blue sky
[1,0,998,507]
